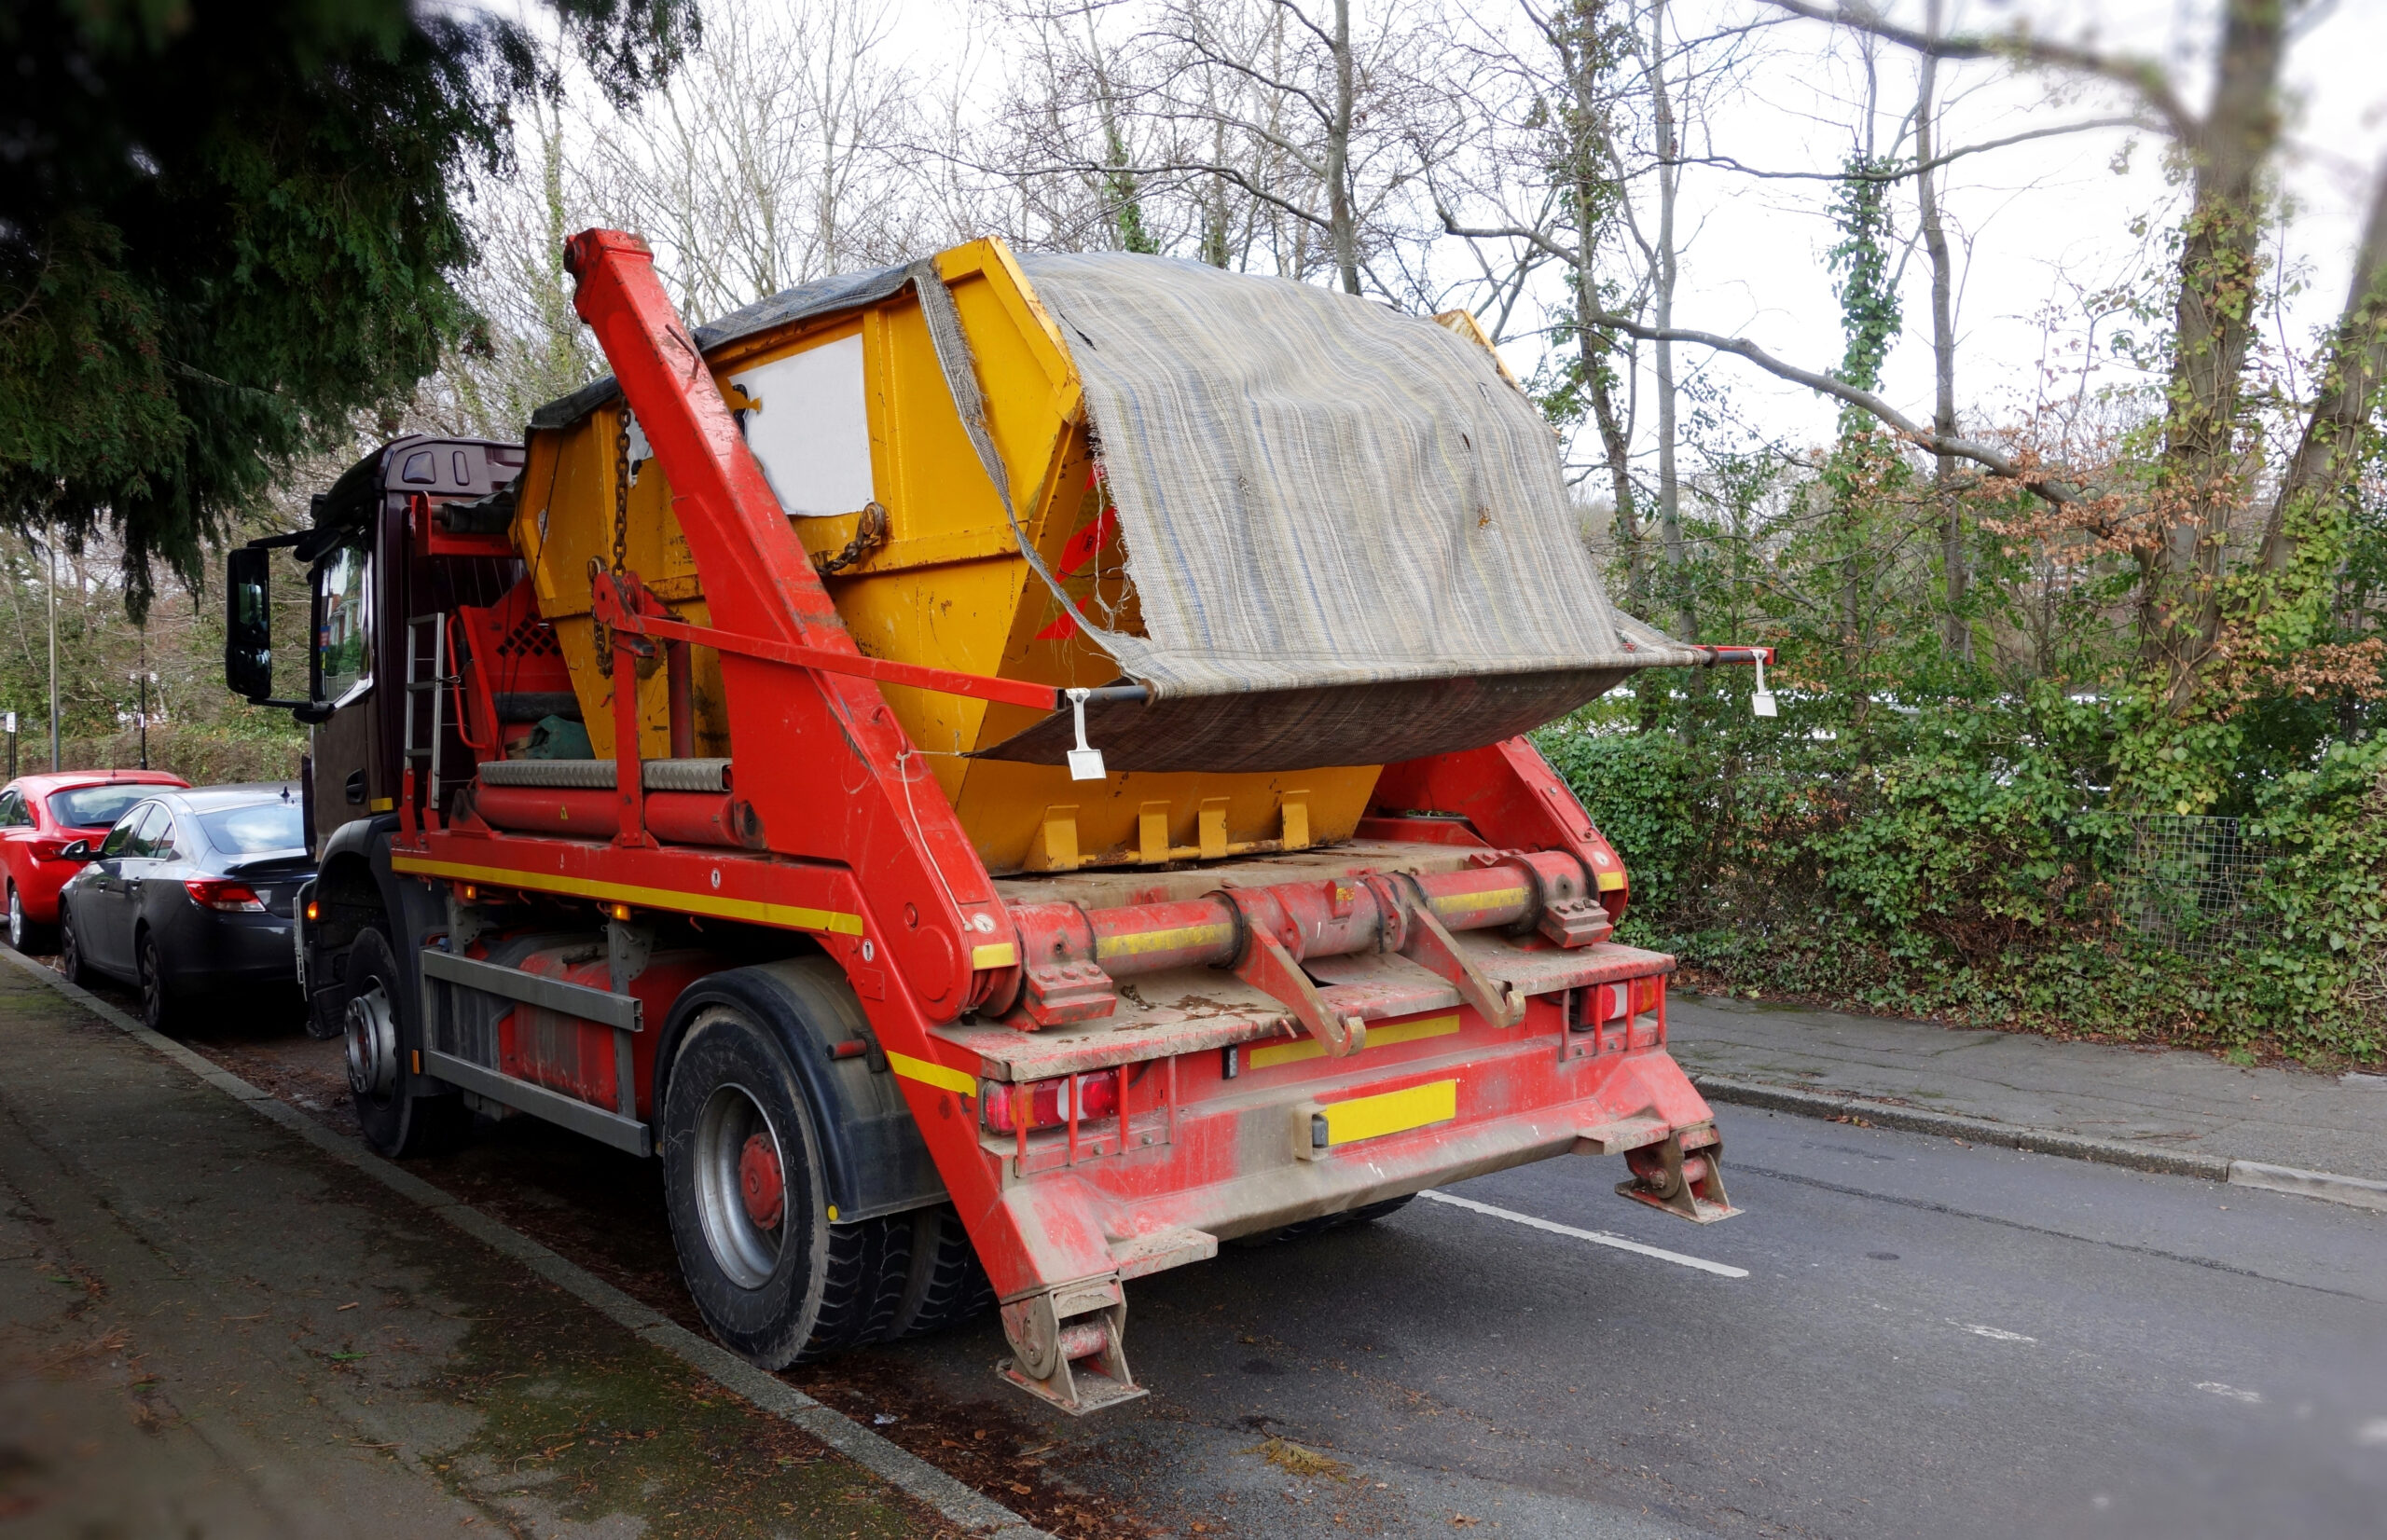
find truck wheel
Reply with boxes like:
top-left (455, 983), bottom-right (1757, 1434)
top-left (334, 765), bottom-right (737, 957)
top-left (661, 1002), bottom-right (907, 1368)
top-left (344, 928), bottom-right (469, 1159)
top-left (887, 1204), bottom-right (996, 1341)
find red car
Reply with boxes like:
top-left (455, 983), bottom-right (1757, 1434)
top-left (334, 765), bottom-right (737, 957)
top-left (0, 770), bottom-right (190, 951)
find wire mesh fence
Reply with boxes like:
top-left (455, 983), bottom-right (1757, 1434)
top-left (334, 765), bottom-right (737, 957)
top-left (2111, 815), bottom-right (2274, 962)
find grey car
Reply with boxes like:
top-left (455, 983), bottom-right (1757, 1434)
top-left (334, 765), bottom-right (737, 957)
top-left (58, 784), bottom-right (312, 1031)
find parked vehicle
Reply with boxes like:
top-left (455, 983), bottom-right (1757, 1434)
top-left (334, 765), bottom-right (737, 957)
top-left (57, 784), bottom-right (312, 1030)
top-left (0, 770), bottom-right (189, 951)
top-left (220, 229), bottom-right (1765, 1414)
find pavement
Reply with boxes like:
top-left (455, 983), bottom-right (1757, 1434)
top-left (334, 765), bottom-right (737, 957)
top-left (1666, 993), bottom-right (2387, 1196)
top-left (0, 958), bottom-right (966, 1539)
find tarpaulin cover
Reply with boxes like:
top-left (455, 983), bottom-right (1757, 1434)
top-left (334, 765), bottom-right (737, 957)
top-left (973, 252), bottom-right (1701, 770)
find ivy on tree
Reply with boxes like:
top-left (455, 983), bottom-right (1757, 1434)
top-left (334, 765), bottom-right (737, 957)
top-left (0, 0), bottom-right (697, 615)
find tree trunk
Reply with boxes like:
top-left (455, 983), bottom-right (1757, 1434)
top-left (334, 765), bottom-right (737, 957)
top-left (1916, 0), bottom-right (1966, 662)
top-left (1647, 0), bottom-right (1689, 634)
top-left (2255, 161), bottom-right (2387, 586)
top-left (2146, 0), bottom-right (2285, 706)
top-left (1327, 0), bottom-right (1359, 295)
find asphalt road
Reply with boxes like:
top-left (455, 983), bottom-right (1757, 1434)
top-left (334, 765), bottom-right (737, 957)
top-left (72, 964), bottom-right (2387, 1540)
top-left (963, 1109), bottom-right (2387, 1539)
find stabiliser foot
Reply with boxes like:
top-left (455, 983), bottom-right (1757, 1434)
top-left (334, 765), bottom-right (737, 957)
top-left (1616, 1125), bottom-right (1740, 1223)
top-left (997, 1276), bottom-right (1147, 1415)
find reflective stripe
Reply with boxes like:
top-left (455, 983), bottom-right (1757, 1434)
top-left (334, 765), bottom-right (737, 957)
top-left (971, 942), bottom-right (1018, 969)
top-left (887, 1050), bottom-right (975, 1097)
top-left (1316, 1079), bottom-right (1457, 1147)
top-left (1251, 1011), bottom-right (1459, 1069)
top-left (388, 854), bottom-right (864, 936)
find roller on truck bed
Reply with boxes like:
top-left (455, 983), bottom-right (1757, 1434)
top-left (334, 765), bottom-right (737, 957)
top-left (225, 229), bottom-right (1765, 1412)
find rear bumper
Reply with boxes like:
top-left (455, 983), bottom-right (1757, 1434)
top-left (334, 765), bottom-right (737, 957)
top-left (947, 956), bottom-right (1717, 1292)
top-left (157, 912), bottom-right (299, 990)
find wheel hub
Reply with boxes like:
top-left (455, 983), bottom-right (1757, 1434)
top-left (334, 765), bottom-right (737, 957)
top-left (692, 1083), bottom-right (786, 1289)
top-left (344, 983), bottom-right (398, 1099)
top-left (738, 1134), bottom-right (785, 1230)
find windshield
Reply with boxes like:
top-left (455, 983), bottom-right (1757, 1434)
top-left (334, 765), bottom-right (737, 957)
top-left (317, 543), bottom-right (371, 703)
top-left (49, 785), bottom-right (154, 830)
top-left (199, 802), bottom-right (307, 855)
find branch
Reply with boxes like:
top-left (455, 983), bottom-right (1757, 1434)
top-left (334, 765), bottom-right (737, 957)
top-left (1758, 0), bottom-right (2197, 140)
top-left (1440, 211), bottom-right (1580, 268)
top-left (1663, 116), bottom-right (2157, 183)
top-left (1585, 309), bottom-right (2083, 505)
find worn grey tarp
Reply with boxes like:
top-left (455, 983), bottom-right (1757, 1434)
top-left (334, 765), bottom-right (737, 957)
top-left (530, 248), bottom-right (1707, 774)
top-left (973, 253), bottom-right (1702, 770)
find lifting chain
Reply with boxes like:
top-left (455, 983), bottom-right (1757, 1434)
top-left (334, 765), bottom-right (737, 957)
top-left (595, 406), bottom-right (633, 658)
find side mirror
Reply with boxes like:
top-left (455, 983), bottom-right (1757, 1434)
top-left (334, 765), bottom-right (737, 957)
top-left (57, 839), bottom-right (94, 861)
top-left (226, 545), bottom-right (273, 701)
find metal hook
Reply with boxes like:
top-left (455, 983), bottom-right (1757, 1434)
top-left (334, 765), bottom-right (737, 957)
top-left (1066, 688), bottom-right (1107, 780)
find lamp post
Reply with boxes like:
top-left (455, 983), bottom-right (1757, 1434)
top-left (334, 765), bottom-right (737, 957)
top-left (126, 672), bottom-right (158, 770)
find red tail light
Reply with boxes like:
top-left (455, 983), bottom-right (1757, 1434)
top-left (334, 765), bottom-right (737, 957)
top-left (982, 1070), bottom-right (1119, 1134)
top-left (1578, 973), bottom-right (1664, 1030)
top-left (185, 879), bottom-right (266, 913)
top-left (28, 840), bottom-right (65, 861)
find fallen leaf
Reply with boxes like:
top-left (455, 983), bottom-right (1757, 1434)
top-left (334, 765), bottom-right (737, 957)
top-left (1250, 1437), bottom-right (1350, 1483)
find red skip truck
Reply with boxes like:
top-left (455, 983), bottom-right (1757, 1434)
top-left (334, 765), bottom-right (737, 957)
top-left (225, 229), bottom-right (1755, 1412)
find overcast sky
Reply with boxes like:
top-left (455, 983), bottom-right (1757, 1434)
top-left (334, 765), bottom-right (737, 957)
top-left (1606, 0), bottom-right (2387, 464)
top-left (876, 0), bottom-right (2387, 471)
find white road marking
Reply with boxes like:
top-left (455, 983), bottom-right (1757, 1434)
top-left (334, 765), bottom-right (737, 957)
top-left (1418, 1190), bottom-right (1749, 1278)
top-left (1959, 1323), bottom-right (2037, 1343)
top-left (2196, 1382), bottom-right (2264, 1404)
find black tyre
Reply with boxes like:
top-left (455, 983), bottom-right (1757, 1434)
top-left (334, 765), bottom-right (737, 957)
top-left (1349, 1193), bottom-right (1416, 1225)
top-left (661, 1001), bottom-right (908, 1368)
top-left (57, 900), bottom-right (91, 986)
top-left (7, 882), bottom-right (51, 954)
top-left (343, 928), bottom-right (469, 1159)
top-left (887, 1203), bottom-right (996, 1341)
top-left (135, 928), bottom-right (177, 1033)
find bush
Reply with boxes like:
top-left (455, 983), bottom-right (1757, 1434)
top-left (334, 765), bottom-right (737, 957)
top-left (1538, 697), bottom-right (2385, 1066)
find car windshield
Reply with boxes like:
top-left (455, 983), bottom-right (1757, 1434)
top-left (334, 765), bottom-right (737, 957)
top-left (198, 802), bottom-right (306, 855)
top-left (49, 785), bottom-right (154, 830)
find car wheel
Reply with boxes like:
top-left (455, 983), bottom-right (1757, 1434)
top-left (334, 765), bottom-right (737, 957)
top-left (661, 1000), bottom-right (906, 1368)
top-left (137, 929), bottom-right (176, 1033)
top-left (343, 928), bottom-right (470, 1159)
top-left (6, 882), bottom-right (22, 951)
top-left (57, 901), bottom-right (91, 986)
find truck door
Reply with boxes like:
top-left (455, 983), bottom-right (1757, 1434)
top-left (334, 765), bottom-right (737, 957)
top-left (310, 543), bottom-right (379, 846)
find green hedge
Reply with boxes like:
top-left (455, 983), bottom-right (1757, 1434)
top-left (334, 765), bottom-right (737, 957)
top-left (1538, 708), bottom-right (2387, 1065)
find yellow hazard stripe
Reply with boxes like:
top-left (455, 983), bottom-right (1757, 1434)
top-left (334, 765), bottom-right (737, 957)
top-left (887, 1050), bottom-right (976, 1097)
top-left (1097, 923), bottom-right (1235, 960)
top-left (1316, 1079), bottom-right (1457, 1147)
top-left (388, 854), bottom-right (864, 936)
top-left (1250, 1011), bottom-right (1459, 1070)
top-left (971, 942), bottom-right (1018, 970)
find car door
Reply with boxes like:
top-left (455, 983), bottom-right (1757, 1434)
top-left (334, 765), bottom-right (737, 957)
top-left (126, 804), bottom-right (186, 952)
top-left (78, 803), bottom-right (162, 975)
top-left (0, 789), bottom-right (31, 899)
top-left (75, 797), bottom-right (151, 969)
